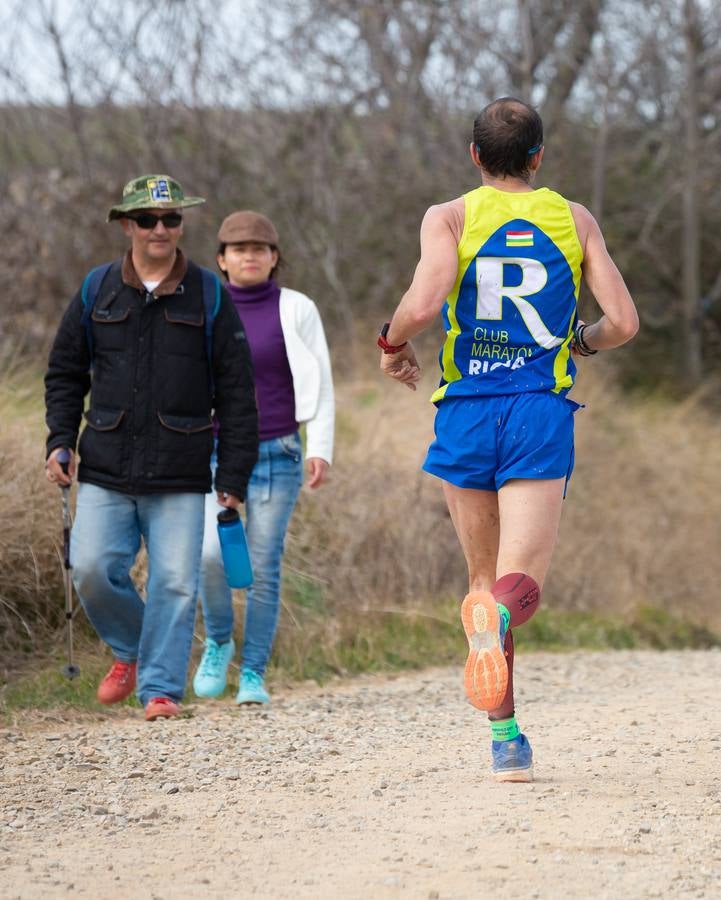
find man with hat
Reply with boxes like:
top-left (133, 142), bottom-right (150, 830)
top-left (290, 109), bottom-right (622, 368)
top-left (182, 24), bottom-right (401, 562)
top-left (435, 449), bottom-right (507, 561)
top-left (44, 174), bottom-right (258, 720)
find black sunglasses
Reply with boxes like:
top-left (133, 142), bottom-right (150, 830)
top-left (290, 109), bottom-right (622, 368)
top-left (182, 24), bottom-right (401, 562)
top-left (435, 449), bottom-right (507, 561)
top-left (126, 211), bottom-right (183, 229)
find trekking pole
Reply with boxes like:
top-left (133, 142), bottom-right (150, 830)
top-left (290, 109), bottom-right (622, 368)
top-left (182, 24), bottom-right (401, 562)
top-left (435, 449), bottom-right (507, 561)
top-left (57, 449), bottom-right (80, 680)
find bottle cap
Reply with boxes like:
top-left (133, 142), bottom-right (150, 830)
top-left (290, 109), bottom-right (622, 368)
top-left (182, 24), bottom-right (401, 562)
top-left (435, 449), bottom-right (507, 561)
top-left (217, 508), bottom-right (240, 524)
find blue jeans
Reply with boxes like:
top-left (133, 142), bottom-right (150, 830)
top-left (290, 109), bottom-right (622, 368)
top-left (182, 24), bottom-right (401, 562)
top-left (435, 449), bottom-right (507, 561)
top-left (71, 483), bottom-right (205, 706)
top-left (199, 433), bottom-right (303, 675)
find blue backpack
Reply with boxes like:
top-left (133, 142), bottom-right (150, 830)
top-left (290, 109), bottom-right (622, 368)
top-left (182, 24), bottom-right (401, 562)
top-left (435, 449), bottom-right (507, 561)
top-left (79, 262), bottom-right (222, 392)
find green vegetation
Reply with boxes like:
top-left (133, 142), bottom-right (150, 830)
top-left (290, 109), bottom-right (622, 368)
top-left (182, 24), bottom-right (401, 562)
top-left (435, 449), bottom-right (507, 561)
top-left (515, 606), bottom-right (721, 652)
top-left (3, 604), bottom-right (718, 718)
top-left (3, 364), bottom-right (721, 716)
top-left (2, 655), bottom-right (142, 715)
top-left (269, 604), bottom-right (464, 684)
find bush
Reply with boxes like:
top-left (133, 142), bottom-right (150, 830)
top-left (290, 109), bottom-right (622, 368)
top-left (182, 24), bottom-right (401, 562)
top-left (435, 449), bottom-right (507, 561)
top-left (3, 356), bottom-right (721, 677)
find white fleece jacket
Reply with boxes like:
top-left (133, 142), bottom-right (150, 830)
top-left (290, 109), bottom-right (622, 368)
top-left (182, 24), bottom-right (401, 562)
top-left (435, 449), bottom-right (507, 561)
top-left (279, 288), bottom-right (335, 464)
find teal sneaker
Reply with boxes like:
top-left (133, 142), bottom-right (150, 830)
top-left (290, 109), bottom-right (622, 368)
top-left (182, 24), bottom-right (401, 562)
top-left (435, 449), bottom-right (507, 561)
top-left (491, 733), bottom-right (533, 783)
top-left (192, 637), bottom-right (235, 697)
top-left (235, 668), bottom-right (270, 705)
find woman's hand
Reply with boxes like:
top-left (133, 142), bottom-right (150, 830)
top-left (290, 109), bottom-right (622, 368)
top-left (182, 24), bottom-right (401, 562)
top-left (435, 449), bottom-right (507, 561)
top-left (216, 491), bottom-right (242, 509)
top-left (306, 457), bottom-right (329, 489)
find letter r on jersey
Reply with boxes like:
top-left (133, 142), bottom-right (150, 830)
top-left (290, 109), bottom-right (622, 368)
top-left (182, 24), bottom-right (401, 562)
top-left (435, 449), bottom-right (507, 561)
top-left (475, 257), bottom-right (562, 349)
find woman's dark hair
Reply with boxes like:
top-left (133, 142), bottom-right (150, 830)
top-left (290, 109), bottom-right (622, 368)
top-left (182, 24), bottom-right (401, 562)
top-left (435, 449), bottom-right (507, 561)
top-left (472, 97), bottom-right (544, 180)
top-left (216, 243), bottom-right (283, 282)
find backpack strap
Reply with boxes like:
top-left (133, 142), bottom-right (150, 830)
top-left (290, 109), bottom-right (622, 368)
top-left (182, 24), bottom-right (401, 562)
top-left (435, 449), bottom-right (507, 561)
top-left (199, 266), bottom-right (222, 398)
top-left (80, 262), bottom-right (114, 365)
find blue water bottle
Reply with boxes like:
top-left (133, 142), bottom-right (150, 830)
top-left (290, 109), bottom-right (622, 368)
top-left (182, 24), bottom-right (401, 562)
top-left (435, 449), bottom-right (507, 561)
top-left (217, 509), bottom-right (254, 589)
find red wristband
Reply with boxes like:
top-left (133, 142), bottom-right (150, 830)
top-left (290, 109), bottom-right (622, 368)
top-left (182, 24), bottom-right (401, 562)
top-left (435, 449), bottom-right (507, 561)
top-left (378, 322), bottom-right (407, 354)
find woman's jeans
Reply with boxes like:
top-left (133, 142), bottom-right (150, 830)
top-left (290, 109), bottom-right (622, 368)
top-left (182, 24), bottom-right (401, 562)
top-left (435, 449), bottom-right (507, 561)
top-left (70, 483), bottom-right (205, 706)
top-left (199, 433), bottom-right (303, 675)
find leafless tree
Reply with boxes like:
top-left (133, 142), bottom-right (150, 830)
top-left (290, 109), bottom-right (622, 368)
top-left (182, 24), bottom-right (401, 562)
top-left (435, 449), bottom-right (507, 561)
top-left (682, 0), bottom-right (703, 385)
top-left (0, 0), bottom-right (720, 390)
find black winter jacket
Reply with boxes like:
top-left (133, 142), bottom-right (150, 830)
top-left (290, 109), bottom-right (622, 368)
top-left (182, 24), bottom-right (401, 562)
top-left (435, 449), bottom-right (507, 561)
top-left (45, 252), bottom-right (258, 498)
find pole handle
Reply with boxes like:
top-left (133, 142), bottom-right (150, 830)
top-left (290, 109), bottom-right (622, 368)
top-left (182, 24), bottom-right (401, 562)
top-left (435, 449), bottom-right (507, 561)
top-left (57, 448), bottom-right (71, 477)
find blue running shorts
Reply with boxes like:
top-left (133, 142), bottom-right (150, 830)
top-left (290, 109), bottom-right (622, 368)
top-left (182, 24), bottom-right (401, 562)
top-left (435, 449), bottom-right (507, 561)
top-left (423, 392), bottom-right (582, 492)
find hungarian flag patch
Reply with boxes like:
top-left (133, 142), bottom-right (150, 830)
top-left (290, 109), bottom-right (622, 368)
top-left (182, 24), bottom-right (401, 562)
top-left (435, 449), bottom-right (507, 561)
top-left (506, 230), bottom-right (534, 248)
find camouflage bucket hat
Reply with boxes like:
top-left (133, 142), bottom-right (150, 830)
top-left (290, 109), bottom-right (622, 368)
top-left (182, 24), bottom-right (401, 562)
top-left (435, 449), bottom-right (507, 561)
top-left (107, 174), bottom-right (205, 222)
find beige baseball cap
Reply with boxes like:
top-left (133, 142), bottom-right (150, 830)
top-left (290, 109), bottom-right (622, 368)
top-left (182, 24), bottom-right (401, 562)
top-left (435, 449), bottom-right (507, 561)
top-left (217, 211), bottom-right (279, 246)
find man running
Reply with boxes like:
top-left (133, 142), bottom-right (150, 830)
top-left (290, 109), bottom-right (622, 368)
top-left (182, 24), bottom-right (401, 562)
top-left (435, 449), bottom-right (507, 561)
top-left (378, 98), bottom-right (638, 781)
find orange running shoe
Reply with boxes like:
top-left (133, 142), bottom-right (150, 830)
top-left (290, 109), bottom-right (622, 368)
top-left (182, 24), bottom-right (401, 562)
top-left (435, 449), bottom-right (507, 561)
top-left (145, 697), bottom-right (181, 721)
top-left (96, 660), bottom-right (137, 704)
top-left (461, 591), bottom-right (508, 711)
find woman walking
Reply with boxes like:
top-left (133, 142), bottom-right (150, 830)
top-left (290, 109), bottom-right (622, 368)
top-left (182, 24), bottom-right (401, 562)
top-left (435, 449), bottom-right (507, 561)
top-left (194, 211), bottom-right (334, 704)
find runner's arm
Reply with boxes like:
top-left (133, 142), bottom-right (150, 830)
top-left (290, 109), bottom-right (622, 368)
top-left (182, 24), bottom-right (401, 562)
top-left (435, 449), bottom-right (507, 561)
top-left (385, 204), bottom-right (460, 347)
top-left (572, 204), bottom-right (639, 350)
top-left (380, 204), bottom-right (460, 391)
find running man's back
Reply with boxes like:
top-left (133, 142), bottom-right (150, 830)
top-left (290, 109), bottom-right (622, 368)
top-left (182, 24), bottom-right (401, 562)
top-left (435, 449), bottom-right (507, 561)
top-left (433, 185), bottom-right (582, 403)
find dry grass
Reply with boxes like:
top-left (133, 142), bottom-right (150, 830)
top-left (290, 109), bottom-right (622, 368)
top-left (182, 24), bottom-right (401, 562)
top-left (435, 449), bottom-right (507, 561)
top-left (281, 356), bottom-right (721, 643)
top-left (2, 355), bottom-right (721, 684)
top-left (558, 364), bottom-right (721, 629)
top-left (0, 362), bottom-right (65, 656)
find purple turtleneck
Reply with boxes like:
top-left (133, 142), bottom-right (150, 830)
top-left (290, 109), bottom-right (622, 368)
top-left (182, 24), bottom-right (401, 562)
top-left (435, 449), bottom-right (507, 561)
top-left (226, 279), bottom-right (297, 442)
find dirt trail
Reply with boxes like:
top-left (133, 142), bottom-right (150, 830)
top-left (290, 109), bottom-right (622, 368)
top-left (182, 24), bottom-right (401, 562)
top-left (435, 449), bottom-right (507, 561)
top-left (2, 650), bottom-right (721, 899)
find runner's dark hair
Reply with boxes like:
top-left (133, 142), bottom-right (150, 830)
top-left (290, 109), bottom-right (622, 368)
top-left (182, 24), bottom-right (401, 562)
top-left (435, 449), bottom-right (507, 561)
top-left (473, 97), bottom-right (544, 181)
top-left (217, 243), bottom-right (283, 281)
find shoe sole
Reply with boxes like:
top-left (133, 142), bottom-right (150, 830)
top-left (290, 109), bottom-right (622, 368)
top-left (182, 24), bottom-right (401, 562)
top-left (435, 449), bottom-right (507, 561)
top-left (193, 682), bottom-right (226, 699)
top-left (145, 707), bottom-right (180, 721)
top-left (461, 591), bottom-right (508, 711)
top-left (97, 683), bottom-right (136, 705)
top-left (97, 691), bottom-right (135, 705)
top-left (492, 765), bottom-right (534, 783)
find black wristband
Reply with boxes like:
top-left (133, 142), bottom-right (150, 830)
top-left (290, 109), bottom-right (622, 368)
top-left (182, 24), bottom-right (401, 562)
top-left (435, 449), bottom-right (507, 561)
top-left (574, 323), bottom-right (597, 356)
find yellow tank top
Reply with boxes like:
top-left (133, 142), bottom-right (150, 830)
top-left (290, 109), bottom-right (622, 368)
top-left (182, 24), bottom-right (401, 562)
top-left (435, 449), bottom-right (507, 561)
top-left (432, 185), bottom-right (583, 403)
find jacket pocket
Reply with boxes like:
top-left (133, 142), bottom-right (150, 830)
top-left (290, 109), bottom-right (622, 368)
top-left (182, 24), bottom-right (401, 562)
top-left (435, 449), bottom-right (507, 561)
top-left (78, 406), bottom-right (126, 476)
top-left (163, 304), bottom-right (206, 359)
top-left (155, 412), bottom-right (214, 478)
top-left (157, 413), bottom-right (213, 434)
top-left (91, 306), bottom-right (130, 352)
top-left (84, 407), bottom-right (125, 431)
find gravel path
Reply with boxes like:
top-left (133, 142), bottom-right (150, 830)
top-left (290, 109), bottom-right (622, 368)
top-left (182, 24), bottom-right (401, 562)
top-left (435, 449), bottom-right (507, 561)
top-left (2, 650), bottom-right (721, 899)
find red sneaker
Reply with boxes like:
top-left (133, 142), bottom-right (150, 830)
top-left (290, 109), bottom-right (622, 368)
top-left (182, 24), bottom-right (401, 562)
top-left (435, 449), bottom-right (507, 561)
top-left (145, 697), bottom-right (181, 721)
top-left (96, 660), bottom-right (137, 704)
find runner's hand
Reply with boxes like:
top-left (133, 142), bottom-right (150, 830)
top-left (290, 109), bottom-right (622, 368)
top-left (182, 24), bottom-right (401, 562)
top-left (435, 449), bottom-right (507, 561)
top-left (45, 448), bottom-right (75, 486)
top-left (380, 342), bottom-right (421, 391)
